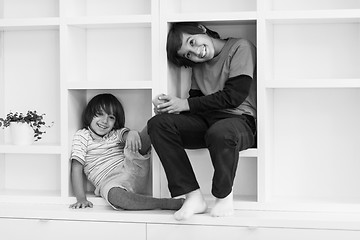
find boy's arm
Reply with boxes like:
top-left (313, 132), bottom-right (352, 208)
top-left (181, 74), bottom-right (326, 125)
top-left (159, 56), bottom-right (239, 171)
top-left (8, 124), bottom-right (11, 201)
top-left (139, 126), bottom-right (151, 155)
top-left (69, 160), bottom-right (93, 209)
top-left (187, 74), bottom-right (252, 113)
top-left (123, 126), bottom-right (151, 155)
top-left (155, 75), bottom-right (251, 114)
top-left (124, 129), bottom-right (141, 153)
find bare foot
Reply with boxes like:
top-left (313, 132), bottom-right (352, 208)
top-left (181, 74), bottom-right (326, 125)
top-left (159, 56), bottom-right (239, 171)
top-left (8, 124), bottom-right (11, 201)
top-left (174, 189), bottom-right (207, 221)
top-left (210, 191), bottom-right (234, 217)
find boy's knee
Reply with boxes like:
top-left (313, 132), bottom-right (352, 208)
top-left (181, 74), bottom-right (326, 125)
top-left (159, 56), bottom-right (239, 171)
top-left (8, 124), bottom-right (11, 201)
top-left (206, 123), bottom-right (232, 139)
top-left (108, 187), bottom-right (121, 202)
top-left (205, 123), bottom-right (237, 148)
top-left (147, 115), bottom-right (159, 132)
top-left (147, 114), bottom-right (172, 133)
top-left (108, 187), bottom-right (130, 210)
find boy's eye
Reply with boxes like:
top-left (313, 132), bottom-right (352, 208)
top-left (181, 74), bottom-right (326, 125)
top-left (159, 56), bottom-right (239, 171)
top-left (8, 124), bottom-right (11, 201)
top-left (95, 111), bottom-right (104, 117)
top-left (189, 39), bottom-right (194, 46)
top-left (109, 115), bottom-right (116, 121)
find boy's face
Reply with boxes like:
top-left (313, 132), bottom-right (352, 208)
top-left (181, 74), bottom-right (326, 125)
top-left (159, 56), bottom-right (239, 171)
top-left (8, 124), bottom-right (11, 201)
top-left (177, 32), bottom-right (215, 63)
top-left (90, 109), bottom-right (116, 136)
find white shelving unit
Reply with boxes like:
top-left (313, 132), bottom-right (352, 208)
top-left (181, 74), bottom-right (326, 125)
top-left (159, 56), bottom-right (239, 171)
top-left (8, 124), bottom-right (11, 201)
top-left (0, 0), bottom-right (61, 203)
top-left (260, 0), bottom-right (360, 212)
top-left (1, 0), bottom-right (360, 238)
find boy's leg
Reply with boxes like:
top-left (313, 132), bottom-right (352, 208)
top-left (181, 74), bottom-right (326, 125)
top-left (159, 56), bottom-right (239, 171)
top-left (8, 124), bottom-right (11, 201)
top-left (147, 113), bottom-right (208, 197)
top-left (108, 187), bottom-right (184, 210)
top-left (205, 115), bottom-right (255, 217)
top-left (147, 113), bottom-right (209, 220)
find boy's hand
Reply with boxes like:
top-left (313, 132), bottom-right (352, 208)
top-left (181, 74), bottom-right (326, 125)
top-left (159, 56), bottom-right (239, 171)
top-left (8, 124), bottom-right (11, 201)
top-left (69, 200), bottom-right (93, 209)
top-left (125, 130), bottom-right (141, 152)
top-left (152, 93), bottom-right (167, 115)
top-left (156, 95), bottom-right (189, 114)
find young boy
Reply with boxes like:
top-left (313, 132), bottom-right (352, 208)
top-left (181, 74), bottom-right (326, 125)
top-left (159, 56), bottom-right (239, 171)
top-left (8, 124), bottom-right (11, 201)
top-left (148, 22), bottom-right (257, 220)
top-left (70, 93), bottom-right (184, 211)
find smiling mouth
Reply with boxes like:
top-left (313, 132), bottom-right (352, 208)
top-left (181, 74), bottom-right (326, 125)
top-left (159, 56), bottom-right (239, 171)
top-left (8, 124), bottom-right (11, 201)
top-left (200, 45), bottom-right (206, 58)
top-left (97, 123), bottom-right (108, 129)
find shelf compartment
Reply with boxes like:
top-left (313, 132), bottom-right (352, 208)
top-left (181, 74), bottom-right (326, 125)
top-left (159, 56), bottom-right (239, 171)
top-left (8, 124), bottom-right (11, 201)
top-left (66, 25), bottom-right (152, 84)
top-left (67, 89), bottom-right (153, 198)
top-left (266, 88), bottom-right (360, 205)
top-left (0, 153), bottom-right (61, 198)
top-left (1, 29), bottom-right (60, 145)
top-left (270, 0), bottom-right (360, 11)
top-left (64, 0), bottom-right (151, 17)
top-left (159, 20), bottom-right (258, 205)
top-left (267, 21), bottom-right (360, 81)
top-left (0, 0), bottom-right (59, 19)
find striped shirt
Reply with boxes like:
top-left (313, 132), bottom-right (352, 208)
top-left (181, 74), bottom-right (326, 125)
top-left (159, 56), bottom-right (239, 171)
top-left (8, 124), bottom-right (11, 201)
top-left (70, 127), bottom-right (129, 188)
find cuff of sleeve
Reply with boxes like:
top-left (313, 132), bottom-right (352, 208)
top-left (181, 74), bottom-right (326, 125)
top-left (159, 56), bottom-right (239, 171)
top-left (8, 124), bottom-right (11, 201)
top-left (71, 156), bottom-right (85, 165)
top-left (119, 127), bottom-right (130, 140)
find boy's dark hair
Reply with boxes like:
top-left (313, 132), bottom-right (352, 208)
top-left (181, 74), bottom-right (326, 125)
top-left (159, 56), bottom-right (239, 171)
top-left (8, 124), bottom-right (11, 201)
top-left (82, 93), bottom-right (125, 130)
top-left (166, 22), bottom-right (220, 68)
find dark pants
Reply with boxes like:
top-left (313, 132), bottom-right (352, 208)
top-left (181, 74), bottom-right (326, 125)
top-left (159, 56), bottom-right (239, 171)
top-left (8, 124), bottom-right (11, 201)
top-left (147, 111), bottom-right (256, 199)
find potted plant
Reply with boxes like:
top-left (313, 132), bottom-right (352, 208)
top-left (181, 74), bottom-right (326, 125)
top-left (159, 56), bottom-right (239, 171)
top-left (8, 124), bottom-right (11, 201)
top-left (0, 110), bottom-right (53, 145)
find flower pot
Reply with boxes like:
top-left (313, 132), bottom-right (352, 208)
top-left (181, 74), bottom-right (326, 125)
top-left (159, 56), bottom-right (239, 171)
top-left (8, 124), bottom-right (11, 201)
top-left (9, 122), bottom-right (35, 145)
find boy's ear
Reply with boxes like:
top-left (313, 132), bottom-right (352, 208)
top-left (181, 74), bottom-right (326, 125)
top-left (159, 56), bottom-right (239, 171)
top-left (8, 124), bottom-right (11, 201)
top-left (198, 24), bottom-right (207, 33)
